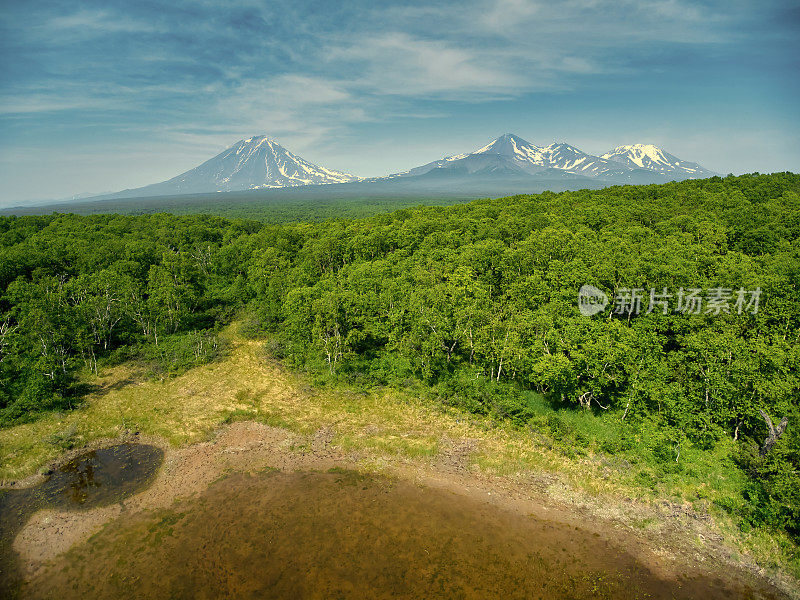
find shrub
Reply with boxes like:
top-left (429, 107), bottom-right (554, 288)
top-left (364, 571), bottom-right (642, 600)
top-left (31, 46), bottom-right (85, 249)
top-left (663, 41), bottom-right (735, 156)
top-left (140, 330), bottom-right (226, 377)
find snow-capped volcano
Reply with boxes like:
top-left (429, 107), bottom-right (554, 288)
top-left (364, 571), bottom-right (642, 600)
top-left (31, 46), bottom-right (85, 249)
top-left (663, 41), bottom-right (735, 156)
top-left (471, 133), bottom-right (546, 163)
top-left (98, 136), bottom-right (358, 199)
top-left (161, 136), bottom-right (358, 192)
top-left (192, 136), bottom-right (358, 190)
top-left (387, 134), bottom-right (715, 184)
top-left (601, 144), bottom-right (715, 177)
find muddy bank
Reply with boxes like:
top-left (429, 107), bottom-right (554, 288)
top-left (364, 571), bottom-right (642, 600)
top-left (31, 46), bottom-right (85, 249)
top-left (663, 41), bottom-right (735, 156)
top-left (1, 422), bottom-right (795, 599)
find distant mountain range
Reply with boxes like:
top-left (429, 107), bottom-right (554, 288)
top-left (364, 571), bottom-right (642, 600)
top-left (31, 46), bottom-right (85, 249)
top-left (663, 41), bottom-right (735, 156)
top-left (380, 134), bottom-right (715, 185)
top-left (89, 133), bottom-right (718, 201)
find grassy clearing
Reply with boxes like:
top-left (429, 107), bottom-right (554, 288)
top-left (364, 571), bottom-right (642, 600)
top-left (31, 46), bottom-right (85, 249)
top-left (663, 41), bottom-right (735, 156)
top-left (0, 324), bottom-right (797, 582)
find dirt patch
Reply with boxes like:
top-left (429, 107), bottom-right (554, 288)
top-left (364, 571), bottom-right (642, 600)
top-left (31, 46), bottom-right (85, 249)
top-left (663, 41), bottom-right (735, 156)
top-left (435, 437), bottom-right (478, 475)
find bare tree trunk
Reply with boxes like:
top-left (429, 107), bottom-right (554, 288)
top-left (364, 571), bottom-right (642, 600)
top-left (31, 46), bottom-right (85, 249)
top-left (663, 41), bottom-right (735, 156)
top-left (468, 328), bottom-right (474, 365)
top-left (578, 390), bottom-right (609, 411)
top-left (759, 409), bottom-right (788, 456)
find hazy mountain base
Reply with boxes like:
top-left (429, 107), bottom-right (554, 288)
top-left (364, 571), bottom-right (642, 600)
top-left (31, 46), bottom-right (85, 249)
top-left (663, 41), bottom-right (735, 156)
top-left (0, 172), bottom-right (610, 221)
top-left (0, 328), bottom-right (796, 598)
top-left (0, 193), bottom-right (477, 223)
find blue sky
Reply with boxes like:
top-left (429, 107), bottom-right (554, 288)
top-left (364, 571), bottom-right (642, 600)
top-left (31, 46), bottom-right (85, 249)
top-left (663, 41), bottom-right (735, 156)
top-left (0, 0), bottom-right (798, 205)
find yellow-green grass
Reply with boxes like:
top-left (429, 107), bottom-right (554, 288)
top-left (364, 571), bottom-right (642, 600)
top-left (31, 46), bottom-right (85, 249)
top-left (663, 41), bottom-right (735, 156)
top-left (0, 332), bottom-right (651, 500)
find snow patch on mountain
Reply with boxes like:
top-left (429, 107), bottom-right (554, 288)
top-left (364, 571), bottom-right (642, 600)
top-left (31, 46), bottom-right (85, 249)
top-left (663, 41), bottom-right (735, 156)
top-left (601, 144), bottom-right (715, 176)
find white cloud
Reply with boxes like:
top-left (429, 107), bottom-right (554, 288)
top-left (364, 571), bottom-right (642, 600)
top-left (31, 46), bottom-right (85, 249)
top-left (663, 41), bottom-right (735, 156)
top-left (0, 96), bottom-right (112, 114)
top-left (215, 74), bottom-right (372, 142)
top-left (385, 0), bottom-right (731, 47)
top-left (479, 0), bottom-right (542, 33)
top-left (41, 8), bottom-right (167, 36)
top-left (135, 74), bottom-right (381, 160)
top-left (326, 33), bottom-right (530, 99)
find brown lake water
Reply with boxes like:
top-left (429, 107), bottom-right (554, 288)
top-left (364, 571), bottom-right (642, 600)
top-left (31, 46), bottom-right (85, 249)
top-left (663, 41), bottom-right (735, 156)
top-left (5, 465), bottom-right (785, 599)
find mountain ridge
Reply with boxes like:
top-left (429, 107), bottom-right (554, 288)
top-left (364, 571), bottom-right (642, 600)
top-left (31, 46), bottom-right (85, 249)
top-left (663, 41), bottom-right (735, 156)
top-left (88, 133), bottom-right (718, 201)
top-left (379, 133), bottom-right (716, 184)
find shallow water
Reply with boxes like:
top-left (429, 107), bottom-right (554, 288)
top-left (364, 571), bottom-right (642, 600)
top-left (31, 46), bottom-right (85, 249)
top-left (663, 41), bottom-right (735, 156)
top-left (0, 443), bottom-right (164, 595)
top-left (13, 468), bottom-right (785, 599)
